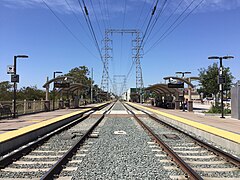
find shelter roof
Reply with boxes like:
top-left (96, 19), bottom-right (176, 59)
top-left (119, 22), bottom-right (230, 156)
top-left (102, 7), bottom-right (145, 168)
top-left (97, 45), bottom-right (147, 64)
top-left (146, 83), bottom-right (180, 95)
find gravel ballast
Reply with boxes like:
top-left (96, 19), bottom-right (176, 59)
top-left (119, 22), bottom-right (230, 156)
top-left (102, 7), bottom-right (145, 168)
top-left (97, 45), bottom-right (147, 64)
top-left (71, 115), bottom-right (185, 179)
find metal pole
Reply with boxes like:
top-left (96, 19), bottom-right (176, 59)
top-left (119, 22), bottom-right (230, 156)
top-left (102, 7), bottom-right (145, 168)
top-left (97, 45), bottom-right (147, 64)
top-left (13, 56), bottom-right (17, 118)
top-left (53, 74), bottom-right (55, 111)
top-left (219, 58), bottom-right (224, 118)
top-left (91, 68), bottom-right (93, 103)
top-left (182, 72), bottom-right (185, 111)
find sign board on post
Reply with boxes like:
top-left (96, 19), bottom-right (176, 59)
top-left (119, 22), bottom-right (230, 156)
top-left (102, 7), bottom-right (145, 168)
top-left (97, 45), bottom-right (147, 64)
top-left (168, 83), bottom-right (184, 88)
top-left (218, 75), bottom-right (226, 84)
top-left (11, 74), bottom-right (19, 83)
top-left (54, 82), bottom-right (70, 88)
top-left (7, 65), bottom-right (14, 74)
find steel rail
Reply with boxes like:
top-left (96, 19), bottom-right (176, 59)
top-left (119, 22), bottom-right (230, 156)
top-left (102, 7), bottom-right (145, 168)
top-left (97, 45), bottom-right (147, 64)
top-left (127, 103), bottom-right (240, 167)
top-left (0, 103), bottom-right (110, 168)
top-left (122, 102), bottom-right (202, 180)
top-left (41, 102), bottom-right (115, 179)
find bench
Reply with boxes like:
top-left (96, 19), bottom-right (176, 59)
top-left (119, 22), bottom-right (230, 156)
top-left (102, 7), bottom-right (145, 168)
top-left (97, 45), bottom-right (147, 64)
top-left (0, 105), bottom-right (12, 118)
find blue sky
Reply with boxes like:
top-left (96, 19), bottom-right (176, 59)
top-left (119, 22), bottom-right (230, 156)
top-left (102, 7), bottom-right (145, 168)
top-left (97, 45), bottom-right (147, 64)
top-left (0, 0), bottom-right (240, 95)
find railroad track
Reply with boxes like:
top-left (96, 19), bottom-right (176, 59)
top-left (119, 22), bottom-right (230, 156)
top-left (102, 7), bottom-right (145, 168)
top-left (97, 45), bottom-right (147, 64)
top-left (0, 102), bottom-right (114, 179)
top-left (123, 102), bottom-right (240, 180)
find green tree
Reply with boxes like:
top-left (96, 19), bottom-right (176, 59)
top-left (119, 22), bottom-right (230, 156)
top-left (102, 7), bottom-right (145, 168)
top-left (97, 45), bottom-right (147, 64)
top-left (0, 81), bottom-right (13, 101)
top-left (64, 66), bottom-right (93, 100)
top-left (18, 86), bottom-right (45, 100)
top-left (65, 66), bottom-right (92, 86)
top-left (198, 62), bottom-right (234, 104)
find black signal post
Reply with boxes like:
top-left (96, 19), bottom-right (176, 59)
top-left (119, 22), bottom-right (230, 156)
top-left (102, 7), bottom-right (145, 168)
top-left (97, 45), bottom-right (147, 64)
top-left (13, 55), bottom-right (29, 118)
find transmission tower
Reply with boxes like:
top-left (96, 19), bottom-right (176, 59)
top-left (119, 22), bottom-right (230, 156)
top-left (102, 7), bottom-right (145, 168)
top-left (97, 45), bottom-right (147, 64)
top-left (101, 30), bottom-right (112, 92)
top-left (132, 31), bottom-right (144, 102)
top-left (101, 29), bottom-right (144, 102)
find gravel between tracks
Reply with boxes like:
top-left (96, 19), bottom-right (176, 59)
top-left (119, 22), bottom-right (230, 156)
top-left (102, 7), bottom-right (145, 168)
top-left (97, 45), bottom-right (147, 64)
top-left (71, 117), bottom-right (185, 179)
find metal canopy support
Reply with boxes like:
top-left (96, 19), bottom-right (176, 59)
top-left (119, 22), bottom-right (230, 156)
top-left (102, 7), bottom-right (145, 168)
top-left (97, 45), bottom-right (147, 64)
top-left (101, 29), bottom-right (144, 102)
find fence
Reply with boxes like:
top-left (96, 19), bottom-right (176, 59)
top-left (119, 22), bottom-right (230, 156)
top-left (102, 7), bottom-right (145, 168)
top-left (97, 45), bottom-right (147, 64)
top-left (0, 98), bottom-right (91, 119)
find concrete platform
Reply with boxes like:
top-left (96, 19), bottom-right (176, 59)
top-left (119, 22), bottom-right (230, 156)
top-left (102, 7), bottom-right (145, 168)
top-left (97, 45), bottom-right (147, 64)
top-left (0, 109), bottom-right (85, 134)
top-left (0, 102), bottom-right (108, 155)
top-left (127, 102), bottom-right (240, 155)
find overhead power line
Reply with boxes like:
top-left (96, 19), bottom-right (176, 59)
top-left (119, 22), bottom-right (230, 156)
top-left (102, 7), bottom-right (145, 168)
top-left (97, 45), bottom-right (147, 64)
top-left (143, 0), bottom-right (168, 47)
top-left (78, 0), bottom-right (113, 87)
top-left (64, 0), bottom-right (94, 45)
top-left (89, 0), bottom-right (104, 40)
top-left (41, 0), bottom-right (97, 58)
top-left (146, 0), bottom-right (185, 46)
top-left (145, 0), bottom-right (205, 54)
top-left (125, 0), bottom-right (160, 82)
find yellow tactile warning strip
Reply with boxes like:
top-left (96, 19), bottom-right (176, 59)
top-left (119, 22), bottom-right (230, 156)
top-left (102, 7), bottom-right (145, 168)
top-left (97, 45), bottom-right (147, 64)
top-left (0, 109), bottom-right (90, 143)
top-left (0, 102), bottom-right (108, 143)
top-left (127, 102), bottom-right (240, 144)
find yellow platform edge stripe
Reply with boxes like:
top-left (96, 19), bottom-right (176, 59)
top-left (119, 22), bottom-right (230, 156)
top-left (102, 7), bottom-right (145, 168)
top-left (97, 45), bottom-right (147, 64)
top-left (0, 102), bottom-right (108, 143)
top-left (127, 102), bottom-right (240, 144)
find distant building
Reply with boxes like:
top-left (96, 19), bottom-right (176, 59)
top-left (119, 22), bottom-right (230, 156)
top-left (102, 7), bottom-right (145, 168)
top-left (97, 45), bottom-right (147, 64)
top-left (121, 88), bottom-right (139, 102)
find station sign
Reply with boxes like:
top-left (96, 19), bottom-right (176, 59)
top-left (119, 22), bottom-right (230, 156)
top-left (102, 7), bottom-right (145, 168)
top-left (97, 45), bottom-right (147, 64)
top-left (11, 74), bottom-right (19, 83)
top-left (168, 82), bottom-right (184, 88)
top-left (7, 65), bottom-right (14, 74)
top-left (54, 82), bottom-right (70, 88)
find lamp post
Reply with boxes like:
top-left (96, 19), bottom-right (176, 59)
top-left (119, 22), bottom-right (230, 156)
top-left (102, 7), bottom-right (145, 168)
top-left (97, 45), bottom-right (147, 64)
top-left (13, 55), bottom-right (29, 118)
top-left (53, 71), bottom-right (62, 111)
top-left (176, 71), bottom-right (191, 111)
top-left (208, 56), bottom-right (234, 118)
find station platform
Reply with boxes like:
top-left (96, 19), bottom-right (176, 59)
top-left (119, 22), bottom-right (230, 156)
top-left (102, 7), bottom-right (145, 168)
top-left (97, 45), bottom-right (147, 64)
top-left (0, 109), bottom-right (86, 134)
top-left (0, 103), bottom-right (108, 155)
top-left (127, 102), bottom-right (240, 155)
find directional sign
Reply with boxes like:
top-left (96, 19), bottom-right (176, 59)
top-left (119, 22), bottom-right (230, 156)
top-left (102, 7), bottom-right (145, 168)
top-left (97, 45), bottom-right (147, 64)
top-left (11, 74), bottom-right (19, 83)
top-left (168, 83), bottom-right (184, 88)
top-left (54, 82), bottom-right (70, 88)
top-left (7, 65), bottom-right (14, 74)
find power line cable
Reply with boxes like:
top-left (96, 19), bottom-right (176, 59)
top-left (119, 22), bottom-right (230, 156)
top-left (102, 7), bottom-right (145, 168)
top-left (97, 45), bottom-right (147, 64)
top-left (64, 0), bottom-right (94, 45)
top-left (41, 0), bottom-right (97, 58)
top-left (98, 0), bottom-right (107, 29)
top-left (79, 0), bottom-right (113, 87)
top-left (77, 0), bottom-right (97, 49)
top-left (89, 0), bottom-right (104, 40)
top-left (146, 0), bottom-right (204, 54)
top-left (146, 0), bottom-right (185, 46)
top-left (125, 0), bottom-right (160, 82)
top-left (140, 0), bottom-right (156, 33)
top-left (102, 0), bottom-right (111, 28)
top-left (143, 0), bottom-right (168, 47)
top-left (120, 0), bottom-right (127, 75)
top-left (135, 0), bottom-right (147, 28)
top-left (159, 0), bottom-right (205, 44)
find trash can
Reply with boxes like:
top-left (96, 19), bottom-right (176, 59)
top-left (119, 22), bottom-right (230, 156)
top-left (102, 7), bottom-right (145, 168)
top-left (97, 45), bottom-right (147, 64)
top-left (59, 100), bottom-right (64, 109)
top-left (175, 100), bottom-right (181, 110)
top-left (44, 100), bottom-right (50, 112)
top-left (187, 100), bottom-right (193, 112)
top-left (65, 100), bottom-right (70, 108)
